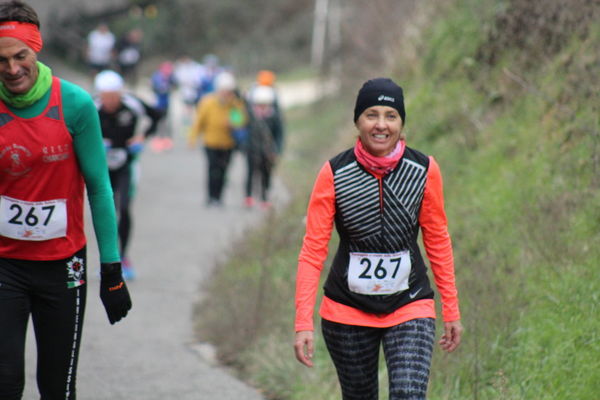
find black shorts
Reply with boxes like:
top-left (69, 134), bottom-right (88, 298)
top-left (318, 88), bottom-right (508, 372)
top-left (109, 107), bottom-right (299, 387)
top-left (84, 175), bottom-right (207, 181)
top-left (0, 247), bottom-right (87, 400)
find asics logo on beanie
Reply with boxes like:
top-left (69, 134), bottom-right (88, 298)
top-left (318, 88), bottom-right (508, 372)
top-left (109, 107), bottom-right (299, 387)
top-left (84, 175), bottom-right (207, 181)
top-left (377, 95), bottom-right (395, 103)
top-left (354, 78), bottom-right (406, 123)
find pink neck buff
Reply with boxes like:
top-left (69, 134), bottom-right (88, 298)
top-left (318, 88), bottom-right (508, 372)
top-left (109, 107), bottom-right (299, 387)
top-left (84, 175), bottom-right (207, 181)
top-left (0, 21), bottom-right (43, 52)
top-left (354, 138), bottom-right (405, 176)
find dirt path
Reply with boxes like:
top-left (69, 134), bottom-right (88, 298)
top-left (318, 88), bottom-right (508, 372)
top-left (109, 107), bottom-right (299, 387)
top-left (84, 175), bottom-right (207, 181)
top-left (21, 65), bottom-right (317, 399)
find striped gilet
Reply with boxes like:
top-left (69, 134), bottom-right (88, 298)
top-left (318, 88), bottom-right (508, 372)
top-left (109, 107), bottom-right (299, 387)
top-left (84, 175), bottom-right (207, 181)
top-left (323, 146), bottom-right (435, 314)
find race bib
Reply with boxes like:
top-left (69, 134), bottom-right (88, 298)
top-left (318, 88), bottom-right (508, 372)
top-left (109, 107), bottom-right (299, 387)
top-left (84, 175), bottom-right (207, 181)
top-left (347, 250), bottom-right (411, 295)
top-left (106, 148), bottom-right (128, 170)
top-left (0, 196), bottom-right (67, 241)
top-left (119, 47), bottom-right (140, 65)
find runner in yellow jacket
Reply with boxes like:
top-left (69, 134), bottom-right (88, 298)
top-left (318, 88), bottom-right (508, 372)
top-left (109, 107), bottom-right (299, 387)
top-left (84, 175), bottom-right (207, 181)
top-left (188, 71), bottom-right (246, 206)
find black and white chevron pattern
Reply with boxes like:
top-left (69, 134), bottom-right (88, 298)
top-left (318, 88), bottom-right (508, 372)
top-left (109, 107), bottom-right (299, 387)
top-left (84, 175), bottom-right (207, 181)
top-left (334, 159), bottom-right (427, 253)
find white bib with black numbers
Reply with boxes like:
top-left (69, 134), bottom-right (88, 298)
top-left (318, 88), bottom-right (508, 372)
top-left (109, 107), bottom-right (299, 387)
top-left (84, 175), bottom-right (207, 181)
top-left (0, 195), bottom-right (67, 241)
top-left (106, 148), bottom-right (128, 170)
top-left (347, 250), bottom-right (411, 295)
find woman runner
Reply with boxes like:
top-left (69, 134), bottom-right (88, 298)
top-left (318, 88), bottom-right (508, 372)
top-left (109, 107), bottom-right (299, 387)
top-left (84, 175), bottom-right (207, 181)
top-left (294, 77), bottom-right (463, 399)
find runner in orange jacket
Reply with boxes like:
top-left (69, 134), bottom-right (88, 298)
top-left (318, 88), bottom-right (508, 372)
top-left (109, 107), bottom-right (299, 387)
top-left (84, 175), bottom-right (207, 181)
top-left (294, 77), bottom-right (463, 399)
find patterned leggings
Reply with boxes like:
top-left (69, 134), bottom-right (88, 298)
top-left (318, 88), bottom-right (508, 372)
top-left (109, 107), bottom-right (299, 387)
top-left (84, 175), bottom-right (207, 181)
top-left (321, 318), bottom-right (436, 400)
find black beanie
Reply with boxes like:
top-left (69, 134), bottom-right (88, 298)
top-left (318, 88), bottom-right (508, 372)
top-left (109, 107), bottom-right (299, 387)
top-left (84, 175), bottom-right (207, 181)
top-left (353, 78), bottom-right (405, 123)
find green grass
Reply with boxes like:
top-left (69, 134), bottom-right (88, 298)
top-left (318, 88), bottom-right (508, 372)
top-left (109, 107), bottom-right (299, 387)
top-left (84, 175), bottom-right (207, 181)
top-left (277, 67), bottom-right (320, 83)
top-left (194, 0), bottom-right (600, 398)
top-left (412, 3), bottom-right (600, 397)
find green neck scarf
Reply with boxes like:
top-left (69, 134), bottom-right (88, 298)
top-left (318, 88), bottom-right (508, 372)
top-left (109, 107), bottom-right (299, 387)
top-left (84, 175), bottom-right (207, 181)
top-left (0, 61), bottom-right (53, 108)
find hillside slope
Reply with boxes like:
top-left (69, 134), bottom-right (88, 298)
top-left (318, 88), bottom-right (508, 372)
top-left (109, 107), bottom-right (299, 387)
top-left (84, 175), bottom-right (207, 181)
top-left (404, 0), bottom-right (600, 398)
top-left (195, 0), bottom-right (600, 398)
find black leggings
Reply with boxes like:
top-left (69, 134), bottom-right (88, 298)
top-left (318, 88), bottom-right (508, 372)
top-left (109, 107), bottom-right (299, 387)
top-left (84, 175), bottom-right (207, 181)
top-left (245, 151), bottom-right (273, 201)
top-left (321, 318), bottom-right (436, 400)
top-left (109, 166), bottom-right (132, 257)
top-left (204, 147), bottom-right (233, 203)
top-left (0, 248), bottom-right (87, 400)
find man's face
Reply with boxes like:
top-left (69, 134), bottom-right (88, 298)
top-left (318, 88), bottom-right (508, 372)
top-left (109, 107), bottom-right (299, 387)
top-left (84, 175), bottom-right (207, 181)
top-left (0, 37), bottom-right (38, 94)
top-left (99, 91), bottom-right (122, 113)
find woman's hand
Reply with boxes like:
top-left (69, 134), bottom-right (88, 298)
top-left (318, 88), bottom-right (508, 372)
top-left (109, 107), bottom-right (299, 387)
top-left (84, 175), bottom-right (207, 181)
top-left (294, 330), bottom-right (314, 367)
top-left (439, 320), bottom-right (463, 353)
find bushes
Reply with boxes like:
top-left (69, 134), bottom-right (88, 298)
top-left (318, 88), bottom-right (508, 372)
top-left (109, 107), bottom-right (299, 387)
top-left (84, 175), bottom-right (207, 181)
top-left (477, 0), bottom-right (600, 67)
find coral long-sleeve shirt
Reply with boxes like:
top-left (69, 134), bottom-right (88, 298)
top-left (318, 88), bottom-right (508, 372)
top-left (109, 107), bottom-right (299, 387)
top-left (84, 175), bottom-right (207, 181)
top-left (295, 155), bottom-right (460, 332)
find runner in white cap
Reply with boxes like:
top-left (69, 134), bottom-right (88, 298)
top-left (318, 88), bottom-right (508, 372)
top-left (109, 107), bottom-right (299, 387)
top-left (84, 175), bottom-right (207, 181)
top-left (94, 69), bottom-right (162, 279)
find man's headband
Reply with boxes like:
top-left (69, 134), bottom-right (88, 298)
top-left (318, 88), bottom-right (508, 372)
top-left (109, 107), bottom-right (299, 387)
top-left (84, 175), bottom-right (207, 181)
top-left (0, 21), bottom-right (43, 52)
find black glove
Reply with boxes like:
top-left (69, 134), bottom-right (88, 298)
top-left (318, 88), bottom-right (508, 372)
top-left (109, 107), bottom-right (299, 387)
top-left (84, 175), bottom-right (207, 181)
top-left (100, 262), bottom-right (132, 324)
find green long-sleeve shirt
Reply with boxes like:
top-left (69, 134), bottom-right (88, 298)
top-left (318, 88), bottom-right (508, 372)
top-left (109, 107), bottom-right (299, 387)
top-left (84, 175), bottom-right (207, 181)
top-left (8, 78), bottom-right (120, 263)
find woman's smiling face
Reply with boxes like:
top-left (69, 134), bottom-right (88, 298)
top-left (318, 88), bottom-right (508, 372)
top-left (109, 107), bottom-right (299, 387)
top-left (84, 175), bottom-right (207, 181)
top-left (356, 105), bottom-right (403, 157)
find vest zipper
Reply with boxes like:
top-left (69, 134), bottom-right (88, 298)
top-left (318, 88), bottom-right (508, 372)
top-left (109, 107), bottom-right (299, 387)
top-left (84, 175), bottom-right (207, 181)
top-left (378, 176), bottom-right (384, 213)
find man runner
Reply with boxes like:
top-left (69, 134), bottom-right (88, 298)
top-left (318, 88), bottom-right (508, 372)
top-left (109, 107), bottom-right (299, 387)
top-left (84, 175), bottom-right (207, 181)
top-left (0, 2), bottom-right (132, 398)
